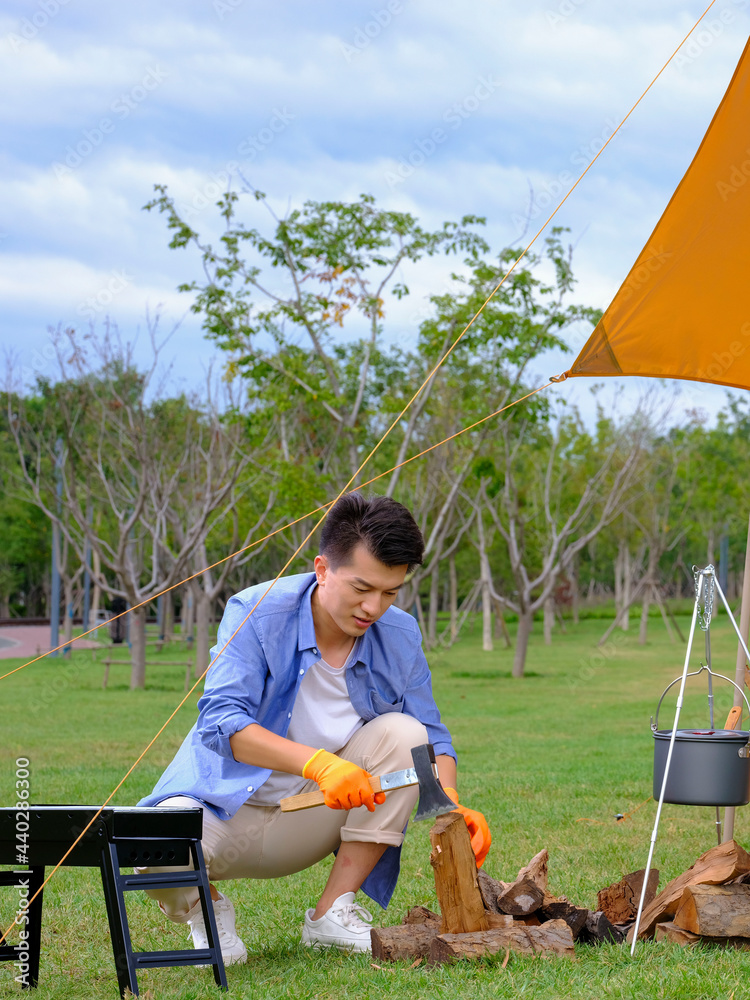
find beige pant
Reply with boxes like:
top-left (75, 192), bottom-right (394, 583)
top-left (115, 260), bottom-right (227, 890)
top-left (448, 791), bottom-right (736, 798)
top-left (142, 712), bottom-right (428, 920)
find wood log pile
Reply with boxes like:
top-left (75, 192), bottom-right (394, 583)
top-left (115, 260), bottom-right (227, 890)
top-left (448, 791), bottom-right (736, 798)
top-left (629, 839), bottom-right (750, 948)
top-left (372, 811), bottom-right (646, 964)
top-left (371, 812), bottom-right (750, 965)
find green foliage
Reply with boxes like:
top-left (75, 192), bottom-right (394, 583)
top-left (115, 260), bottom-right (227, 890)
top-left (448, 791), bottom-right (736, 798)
top-left (0, 394), bottom-right (51, 615)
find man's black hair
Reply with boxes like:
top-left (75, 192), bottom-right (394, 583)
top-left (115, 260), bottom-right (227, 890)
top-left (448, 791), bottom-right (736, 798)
top-left (320, 493), bottom-right (424, 572)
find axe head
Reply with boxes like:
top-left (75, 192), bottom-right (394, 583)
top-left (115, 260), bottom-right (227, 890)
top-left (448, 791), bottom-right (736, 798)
top-left (411, 743), bottom-right (457, 822)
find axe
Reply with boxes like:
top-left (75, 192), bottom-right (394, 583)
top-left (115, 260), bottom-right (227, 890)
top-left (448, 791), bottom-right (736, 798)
top-left (279, 743), bottom-right (456, 822)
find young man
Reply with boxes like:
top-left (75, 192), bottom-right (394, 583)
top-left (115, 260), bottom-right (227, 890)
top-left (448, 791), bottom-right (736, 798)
top-left (139, 493), bottom-right (490, 963)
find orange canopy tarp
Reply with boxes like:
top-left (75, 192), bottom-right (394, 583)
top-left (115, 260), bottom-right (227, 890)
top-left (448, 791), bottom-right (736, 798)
top-left (559, 35), bottom-right (750, 391)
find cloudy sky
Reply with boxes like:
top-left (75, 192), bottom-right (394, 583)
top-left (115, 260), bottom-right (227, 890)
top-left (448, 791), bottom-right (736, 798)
top-left (2, 0), bottom-right (749, 425)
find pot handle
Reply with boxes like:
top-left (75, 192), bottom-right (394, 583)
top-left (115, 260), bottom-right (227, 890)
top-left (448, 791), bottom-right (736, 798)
top-left (651, 664), bottom-right (750, 757)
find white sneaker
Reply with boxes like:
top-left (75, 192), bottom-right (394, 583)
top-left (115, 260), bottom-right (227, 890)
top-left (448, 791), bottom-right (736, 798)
top-left (187, 891), bottom-right (248, 966)
top-left (301, 892), bottom-right (374, 953)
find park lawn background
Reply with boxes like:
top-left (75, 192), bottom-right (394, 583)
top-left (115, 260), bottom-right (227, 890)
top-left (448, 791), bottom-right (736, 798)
top-left (2, 612), bottom-right (750, 998)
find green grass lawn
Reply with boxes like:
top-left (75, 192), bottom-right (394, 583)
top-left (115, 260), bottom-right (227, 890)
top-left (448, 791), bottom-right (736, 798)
top-left (2, 612), bottom-right (750, 998)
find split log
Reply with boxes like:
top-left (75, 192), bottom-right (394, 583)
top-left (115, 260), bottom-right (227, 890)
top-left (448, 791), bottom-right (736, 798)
top-left (477, 868), bottom-right (508, 913)
top-left (515, 849), bottom-right (549, 891)
top-left (540, 898), bottom-right (589, 939)
top-left (485, 913), bottom-right (515, 929)
top-left (371, 924), bottom-right (439, 961)
top-left (654, 921), bottom-right (700, 947)
top-left (598, 869), bottom-right (660, 924)
top-left (429, 811), bottom-right (489, 934)
top-left (673, 884), bottom-right (750, 938)
top-left (476, 850), bottom-right (548, 913)
top-left (579, 910), bottom-right (625, 945)
top-left (429, 919), bottom-right (575, 964)
top-left (403, 905), bottom-right (441, 927)
top-left (655, 920), bottom-right (750, 950)
top-left (496, 879), bottom-right (544, 916)
top-left (630, 840), bottom-right (750, 940)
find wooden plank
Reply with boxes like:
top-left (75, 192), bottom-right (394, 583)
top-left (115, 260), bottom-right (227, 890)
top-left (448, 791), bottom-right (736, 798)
top-left (429, 919), bottom-right (575, 964)
top-left (673, 883), bottom-right (750, 938)
top-left (429, 811), bottom-right (489, 934)
top-left (629, 840), bottom-right (750, 940)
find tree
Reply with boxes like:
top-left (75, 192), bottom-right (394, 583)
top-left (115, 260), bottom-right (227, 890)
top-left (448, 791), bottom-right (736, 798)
top-left (7, 323), bottom-right (272, 687)
top-left (474, 405), bottom-right (646, 676)
top-left (144, 185), bottom-right (487, 482)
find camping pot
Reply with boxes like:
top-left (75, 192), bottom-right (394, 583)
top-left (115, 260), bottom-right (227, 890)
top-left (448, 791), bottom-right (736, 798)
top-left (652, 670), bottom-right (750, 807)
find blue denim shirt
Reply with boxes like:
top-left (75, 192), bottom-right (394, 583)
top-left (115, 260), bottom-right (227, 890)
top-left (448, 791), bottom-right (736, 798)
top-left (139, 572), bottom-right (455, 908)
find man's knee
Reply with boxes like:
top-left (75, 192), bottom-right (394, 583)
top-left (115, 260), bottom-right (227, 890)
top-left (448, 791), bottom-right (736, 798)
top-left (376, 712), bottom-right (429, 746)
top-left (355, 712), bottom-right (429, 769)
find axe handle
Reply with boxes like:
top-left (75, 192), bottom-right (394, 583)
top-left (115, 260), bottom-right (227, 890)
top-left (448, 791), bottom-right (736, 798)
top-left (280, 776), bottom-right (384, 812)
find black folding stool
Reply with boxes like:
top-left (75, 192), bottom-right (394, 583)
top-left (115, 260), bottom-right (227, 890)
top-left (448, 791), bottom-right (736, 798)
top-left (0, 806), bottom-right (227, 997)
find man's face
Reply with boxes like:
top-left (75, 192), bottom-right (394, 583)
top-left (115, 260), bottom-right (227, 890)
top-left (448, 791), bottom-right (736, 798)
top-left (313, 543), bottom-right (408, 639)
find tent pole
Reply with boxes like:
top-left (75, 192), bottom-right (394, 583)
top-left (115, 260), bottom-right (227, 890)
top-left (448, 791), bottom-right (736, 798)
top-left (630, 572), bottom-right (705, 955)
top-left (713, 521), bottom-right (750, 844)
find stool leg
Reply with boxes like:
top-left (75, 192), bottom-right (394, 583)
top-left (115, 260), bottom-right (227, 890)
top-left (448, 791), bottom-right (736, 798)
top-left (0, 867), bottom-right (44, 989)
top-left (25, 866), bottom-right (44, 989)
top-left (190, 841), bottom-right (227, 990)
top-left (99, 843), bottom-right (138, 997)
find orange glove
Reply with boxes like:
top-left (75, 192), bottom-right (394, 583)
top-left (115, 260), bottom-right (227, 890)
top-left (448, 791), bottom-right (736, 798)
top-left (302, 749), bottom-right (387, 812)
top-left (444, 787), bottom-right (492, 867)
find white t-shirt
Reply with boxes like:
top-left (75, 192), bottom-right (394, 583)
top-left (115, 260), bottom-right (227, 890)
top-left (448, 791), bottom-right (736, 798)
top-left (250, 640), bottom-right (364, 805)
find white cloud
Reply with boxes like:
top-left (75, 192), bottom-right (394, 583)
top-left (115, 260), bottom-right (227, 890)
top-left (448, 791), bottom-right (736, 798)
top-left (3, 0), bottom-right (749, 425)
